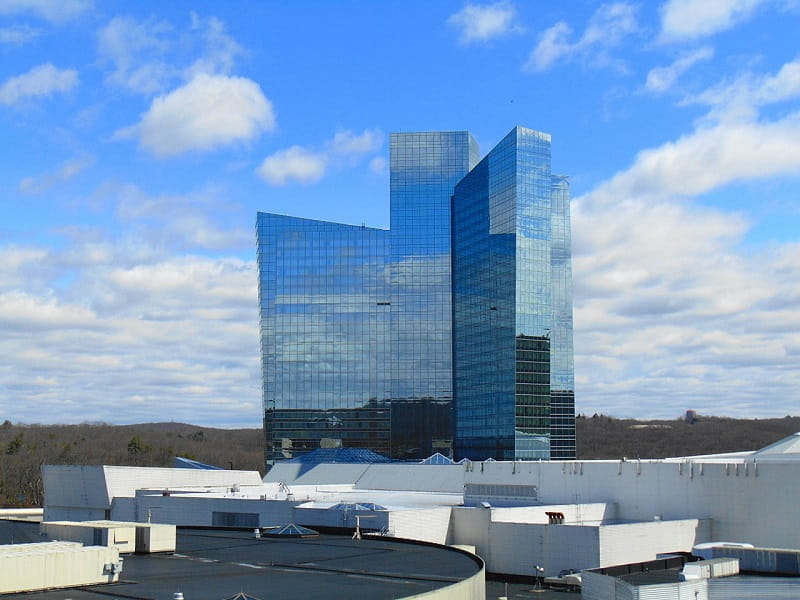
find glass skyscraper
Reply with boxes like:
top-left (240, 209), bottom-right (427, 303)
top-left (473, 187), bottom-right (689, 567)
top-left (389, 132), bottom-right (479, 458)
top-left (257, 126), bottom-right (575, 464)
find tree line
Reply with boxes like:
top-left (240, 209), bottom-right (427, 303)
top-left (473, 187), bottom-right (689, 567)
top-left (0, 421), bottom-right (264, 507)
top-left (1, 415), bottom-right (798, 507)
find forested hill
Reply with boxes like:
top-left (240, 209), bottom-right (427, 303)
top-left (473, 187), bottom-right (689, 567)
top-left (0, 421), bottom-right (264, 506)
top-left (1, 416), bottom-right (798, 507)
top-left (576, 414), bottom-right (800, 459)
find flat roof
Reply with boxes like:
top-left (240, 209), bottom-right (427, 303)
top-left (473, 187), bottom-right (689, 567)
top-left (2, 522), bottom-right (482, 600)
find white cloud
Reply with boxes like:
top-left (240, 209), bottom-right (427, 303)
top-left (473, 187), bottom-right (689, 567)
top-left (19, 156), bottom-right (94, 194)
top-left (0, 181), bottom-right (260, 426)
top-left (370, 156), bottom-right (388, 175)
top-left (0, 290), bottom-right (98, 331)
top-left (116, 73), bottom-right (275, 157)
top-left (98, 13), bottom-right (244, 95)
top-left (98, 16), bottom-right (174, 95)
top-left (589, 116), bottom-right (800, 203)
top-left (112, 183), bottom-right (251, 251)
top-left (0, 25), bottom-right (41, 45)
top-left (573, 56), bottom-right (800, 418)
top-left (447, 1), bottom-right (522, 44)
top-left (525, 3), bottom-right (637, 72)
top-left (256, 146), bottom-right (327, 185)
top-left (256, 128), bottom-right (383, 186)
top-left (0, 0), bottom-right (91, 23)
top-left (0, 63), bottom-right (78, 105)
top-left (645, 46), bottom-right (714, 93)
top-left (592, 58), bottom-right (800, 202)
top-left (526, 22), bottom-right (573, 72)
top-left (573, 192), bottom-right (800, 418)
top-left (0, 252), bottom-right (260, 426)
top-left (327, 128), bottom-right (382, 156)
top-left (685, 57), bottom-right (800, 122)
top-left (185, 13), bottom-right (243, 78)
top-left (659, 0), bottom-right (771, 42)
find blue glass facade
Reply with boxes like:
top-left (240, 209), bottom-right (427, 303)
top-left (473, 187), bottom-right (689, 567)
top-left (389, 132), bottom-right (479, 458)
top-left (451, 126), bottom-right (574, 460)
top-left (256, 214), bottom-right (391, 463)
top-left (549, 174), bottom-right (576, 459)
top-left (258, 126), bottom-right (575, 465)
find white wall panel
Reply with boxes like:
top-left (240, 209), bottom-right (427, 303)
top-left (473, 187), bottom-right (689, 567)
top-left (449, 507), bottom-right (490, 558)
top-left (388, 508), bottom-right (452, 544)
top-left (598, 520), bottom-right (710, 567)
top-left (467, 459), bottom-right (800, 551)
top-left (488, 522), bottom-right (599, 576)
top-left (490, 502), bottom-right (613, 525)
top-left (356, 465), bottom-right (464, 492)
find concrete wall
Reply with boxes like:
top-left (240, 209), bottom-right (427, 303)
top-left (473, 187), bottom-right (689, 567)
top-left (466, 459), bottom-right (800, 550)
top-left (449, 507), bottom-right (708, 577)
top-left (356, 465), bottom-right (464, 493)
top-left (449, 507), bottom-right (490, 555)
top-left (42, 465), bottom-right (110, 521)
top-left (489, 522), bottom-right (599, 577)
top-left (43, 465), bottom-right (264, 523)
top-left (490, 502), bottom-right (613, 525)
top-left (598, 519), bottom-right (711, 567)
top-left (135, 493), bottom-right (298, 527)
top-left (389, 508), bottom-right (452, 544)
top-left (449, 507), bottom-right (600, 576)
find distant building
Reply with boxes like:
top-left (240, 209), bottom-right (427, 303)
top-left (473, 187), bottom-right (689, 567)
top-left (257, 127), bottom-right (575, 464)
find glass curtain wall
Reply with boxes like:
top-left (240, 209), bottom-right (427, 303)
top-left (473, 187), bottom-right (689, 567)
top-left (452, 127), bottom-right (557, 460)
top-left (257, 213), bottom-right (391, 464)
top-left (549, 174), bottom-right (576, 459)
top-left (258, 127), bottom-right (575, 465)
top-left (389, 132), bottom-right (478, 459)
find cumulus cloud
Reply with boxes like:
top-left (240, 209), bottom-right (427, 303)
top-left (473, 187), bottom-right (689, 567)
top-left (644, 46), bottom-right (714, 93)
top-left (0, 0), bottom-right (92, 23)
top-left (659, 0), bottom-right (770, 41)
top-left (256, 146), bottom-right (327, 185)
top-left (0, 254), bottom-right (260, 425)
top-left (111, 183), bottom-right (251, 251)
top-left (98, 13), bottom-right (244, 95)
top-left (525, 2), bottom-right (637, 72)
top-left (573, 56), bottom-right (800, 418)
top-left (573, 197), bottom-right (800, 418)
top-left (447, 1), bottom-right (522, 44)
top-left (0, 63), bottom-right (78, 105)
top-left (115, 73), bottom-right (275, 157)
top-left (0, 25), bottom-right (41, 45)
top-left (19, 156), bottom-right (94, 194)
top-left (328, 128), bottom-right (383, 156)
top-left (685, 56), bottom-right (800, 122)
top-left (0, 183), bottom-right (260, 426)
top-left (589, 117), bottom-right (800, 203)
top-left (256, 128), bottom-right (383, 186)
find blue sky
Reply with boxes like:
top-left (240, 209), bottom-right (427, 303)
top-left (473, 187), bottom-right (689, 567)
top-left (1, 0), bottom-right (799, 426)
